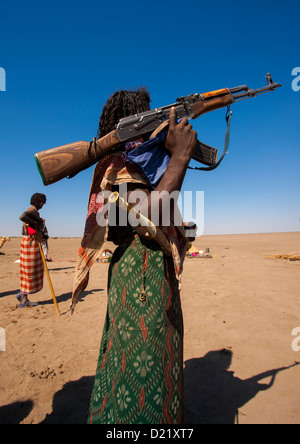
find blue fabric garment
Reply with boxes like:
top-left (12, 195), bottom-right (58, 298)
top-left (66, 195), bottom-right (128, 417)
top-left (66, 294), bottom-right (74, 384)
top-left (122, 131), bottom-right (170, 189)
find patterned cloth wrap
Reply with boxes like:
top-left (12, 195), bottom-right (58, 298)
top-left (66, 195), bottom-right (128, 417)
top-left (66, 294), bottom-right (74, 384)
top-left (88, 235), bottom-right (185, 424)
top-left (122, 131), bottom-right (170, 189)
top-left (20, 236), bottom-right (44, 294)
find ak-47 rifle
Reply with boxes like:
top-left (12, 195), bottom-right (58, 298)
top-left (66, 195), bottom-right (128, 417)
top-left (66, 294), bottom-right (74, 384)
top-left (34, 73), bottom-right (281, 186)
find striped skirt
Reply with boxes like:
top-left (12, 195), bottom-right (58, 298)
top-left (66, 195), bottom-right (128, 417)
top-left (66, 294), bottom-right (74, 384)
top-left (88, 236), bottom-right (184, 424)
top-left (20, 236), bottom-right (44, 294)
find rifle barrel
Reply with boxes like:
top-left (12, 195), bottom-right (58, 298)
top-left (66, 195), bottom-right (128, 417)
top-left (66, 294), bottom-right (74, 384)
top-left (232, 83), bottom-right (282, 101)
top-left (229, 84), bottom-right (249, 94)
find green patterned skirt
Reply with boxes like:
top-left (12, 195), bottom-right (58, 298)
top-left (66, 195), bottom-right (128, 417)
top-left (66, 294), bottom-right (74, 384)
top-left (88, 235), bottom-right (184, 424)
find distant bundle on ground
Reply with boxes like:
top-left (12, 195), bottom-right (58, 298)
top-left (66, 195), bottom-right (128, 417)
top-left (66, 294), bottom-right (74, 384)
top-left (0, 237), bottom-right (10, 250)
top-left (265, 254), bottom-right (300, 261)
top-left (186, 245), bottom-right (213, 258)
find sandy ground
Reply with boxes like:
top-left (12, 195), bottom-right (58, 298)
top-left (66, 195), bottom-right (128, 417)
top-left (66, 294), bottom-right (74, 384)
top-left (0, 232), bottom-right (299, 425)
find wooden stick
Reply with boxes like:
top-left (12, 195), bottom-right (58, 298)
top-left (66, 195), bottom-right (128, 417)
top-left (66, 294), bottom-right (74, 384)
top-left (38, 242), bottom-right (60, 317)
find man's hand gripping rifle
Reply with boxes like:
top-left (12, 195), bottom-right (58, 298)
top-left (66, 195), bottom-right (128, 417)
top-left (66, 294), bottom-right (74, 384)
top-left (34, 73), bottom-right (281, 186)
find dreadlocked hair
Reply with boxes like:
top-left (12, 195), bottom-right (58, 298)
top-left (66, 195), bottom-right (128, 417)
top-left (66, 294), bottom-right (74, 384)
top-left (97, 87), bottom-right (151, 139)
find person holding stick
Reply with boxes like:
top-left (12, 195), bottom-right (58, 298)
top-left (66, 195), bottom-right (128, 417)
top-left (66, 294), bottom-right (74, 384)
top-left (17, 193), bottom-right (47, 308)
top-left (71, 88), bottom-right (197, 424)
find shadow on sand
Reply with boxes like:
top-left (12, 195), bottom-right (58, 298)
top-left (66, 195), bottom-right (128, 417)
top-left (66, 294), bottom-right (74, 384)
top-left (1, 349), bottom-right (297, 424)
top-left (40, 376), bottom-right (94, 424)
top-left (34, 288), bottom-right (105, 315)
top-left (184, 349), bottom-right (298, 424)
top-left (0, 401), bottom-right (34, 425)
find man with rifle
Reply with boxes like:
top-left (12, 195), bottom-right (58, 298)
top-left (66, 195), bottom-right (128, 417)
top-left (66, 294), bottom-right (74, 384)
top-left (74, 88), bottom-right (197, 424)
top-left (34, 75), bottom-right (281, 424)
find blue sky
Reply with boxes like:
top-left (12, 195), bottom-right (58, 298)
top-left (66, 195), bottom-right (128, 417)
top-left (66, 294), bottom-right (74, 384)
top-left (0, 0), bottom-right (299, 237)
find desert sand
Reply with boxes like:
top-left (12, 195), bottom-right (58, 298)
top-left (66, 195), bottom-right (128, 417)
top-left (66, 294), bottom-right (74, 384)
top-left (0, 232), bottom-right (299, 424)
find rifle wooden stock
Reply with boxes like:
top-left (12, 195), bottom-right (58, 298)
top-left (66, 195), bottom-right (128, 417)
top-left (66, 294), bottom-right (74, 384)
top-left (35, 127), bottom-right (218, 186)
top-left (191, 91), bottom-right (234, 119)
top-left (35, 130), bottom-right (121, 186)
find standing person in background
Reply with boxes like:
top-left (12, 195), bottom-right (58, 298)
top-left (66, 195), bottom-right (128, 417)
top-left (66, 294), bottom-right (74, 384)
top-left (17, 193), bottom-right (47, 308)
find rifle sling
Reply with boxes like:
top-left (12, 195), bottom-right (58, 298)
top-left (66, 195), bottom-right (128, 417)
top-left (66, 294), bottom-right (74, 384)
top-left (188, 107), bottom-right (232, 172)
top-left (67, 139), bottom-right (120, 179)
